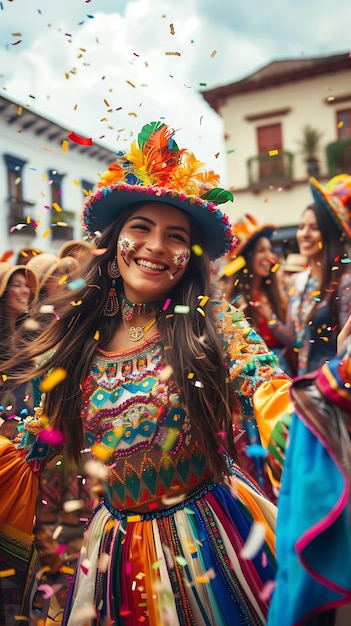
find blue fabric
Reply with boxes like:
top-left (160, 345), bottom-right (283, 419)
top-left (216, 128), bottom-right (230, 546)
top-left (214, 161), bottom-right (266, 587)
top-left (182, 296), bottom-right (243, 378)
top-left (268, 414), bottom-right (351, 626)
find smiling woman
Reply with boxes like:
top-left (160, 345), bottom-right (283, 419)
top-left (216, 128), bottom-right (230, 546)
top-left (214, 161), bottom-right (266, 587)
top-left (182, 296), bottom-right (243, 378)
top-left (0, 121), bottom-right (289, 626)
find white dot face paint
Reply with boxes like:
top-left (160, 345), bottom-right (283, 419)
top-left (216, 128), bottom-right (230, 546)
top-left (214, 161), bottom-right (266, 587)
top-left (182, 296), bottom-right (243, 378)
top-left (118, 236), bottom-right (136, 259)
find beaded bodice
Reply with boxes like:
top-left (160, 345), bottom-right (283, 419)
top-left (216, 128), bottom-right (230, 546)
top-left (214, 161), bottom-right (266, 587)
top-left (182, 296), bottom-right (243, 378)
top-left (16, 297), bottom-right (286, 506)
top-left (81, 334), bottom-right (213, 512)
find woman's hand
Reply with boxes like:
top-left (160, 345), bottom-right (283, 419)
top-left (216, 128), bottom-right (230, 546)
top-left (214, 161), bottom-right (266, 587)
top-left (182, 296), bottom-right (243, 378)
top-left (337, 314), bottom-right (351, 353)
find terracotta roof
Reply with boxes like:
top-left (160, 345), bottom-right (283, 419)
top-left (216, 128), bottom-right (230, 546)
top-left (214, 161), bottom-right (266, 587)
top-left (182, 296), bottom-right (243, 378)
top-left (201, 52), bottom-right (351, 111)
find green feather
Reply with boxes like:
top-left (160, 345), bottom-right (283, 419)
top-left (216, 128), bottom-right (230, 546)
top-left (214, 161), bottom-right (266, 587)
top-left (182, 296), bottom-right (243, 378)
top-left (201, 188), bottom-right (234, 205)
top-left (137, 121), bottom-right (165, 150)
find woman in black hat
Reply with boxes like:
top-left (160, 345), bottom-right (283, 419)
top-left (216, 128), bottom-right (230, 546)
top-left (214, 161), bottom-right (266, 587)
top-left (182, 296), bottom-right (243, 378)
top-left (0, 122), bottom-right (287, 626)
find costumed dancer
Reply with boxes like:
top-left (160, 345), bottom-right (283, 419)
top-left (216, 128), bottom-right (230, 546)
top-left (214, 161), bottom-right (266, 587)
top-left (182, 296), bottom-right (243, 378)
top-left (267, 336), bottom-right (351, 626)
top-left (0, 121), bottom-right (288, 626)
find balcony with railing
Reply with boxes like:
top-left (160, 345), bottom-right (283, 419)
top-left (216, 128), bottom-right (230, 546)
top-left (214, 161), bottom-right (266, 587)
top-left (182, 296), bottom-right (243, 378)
top-left (51, 209), bottom-right (75, 241)
top-left (7, 198), bottom-right (37, 236)
top-left (247, 151), bottom-right (294, 193)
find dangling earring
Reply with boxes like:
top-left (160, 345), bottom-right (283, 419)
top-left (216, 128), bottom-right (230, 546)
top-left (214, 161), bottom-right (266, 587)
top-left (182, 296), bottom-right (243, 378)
top-left (103, 279), bottom-right (120, 317)
top-left (107, 256), bottom-right (120, 279)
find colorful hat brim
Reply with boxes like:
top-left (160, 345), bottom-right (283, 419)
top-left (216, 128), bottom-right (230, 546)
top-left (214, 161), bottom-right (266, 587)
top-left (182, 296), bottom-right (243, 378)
top-left (309, 177), bottom-right (351, 244)
top-left (83, 183), bottom-right (234, 259)
top-left (235, 225), bottom-right (276, 258)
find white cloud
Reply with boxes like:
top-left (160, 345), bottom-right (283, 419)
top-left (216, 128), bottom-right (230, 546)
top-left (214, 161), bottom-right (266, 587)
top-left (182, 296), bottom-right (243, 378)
top-left (1, 0), bottom-right (350, 184)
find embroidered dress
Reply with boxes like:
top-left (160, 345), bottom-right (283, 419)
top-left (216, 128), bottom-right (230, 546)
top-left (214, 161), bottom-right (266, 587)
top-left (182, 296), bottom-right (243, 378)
top-left (0, 299), bottom-right (283, 625)
top-left (289, 270), bottom-right (351, 375)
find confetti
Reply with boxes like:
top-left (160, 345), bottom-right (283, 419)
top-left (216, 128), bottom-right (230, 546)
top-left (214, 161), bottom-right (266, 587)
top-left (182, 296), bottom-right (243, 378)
top-left (84, 459), bottom-right (109, 480)
top-left (268, 149), bottom-right (279, 156)
top-left (245, 444), bottom-right (268, 458)
top-left (162, 298), bottom-right (171, 311)
top-left (126, 80), bottom-right (136, 88)
top-left (63, 499), bottom-right (85, 513)
top-left (192, 244), bottom-right (203, 256)
top-left (162, 428), bottom-right (178, 452)
top-left (38, 427), bottom-right (65, 446)
top-left (210, 50), bottom-right (217, 58)
top-left (174, 305), bottom-right (190, 314)
top-left (40, 367), bottom-right (67, 392)
top-left (157, 364), bottom-right (173, 381)
top-left (165, 51), bottom-right (181, 56)
top-left (0, 568), bottom-right (15, 577)
top-left (240, 522), bottom-right (266, 559)
top-left (62, 139), bottom-right (69, 152)
top-left (259, 580), bottom-right (276, 601)
top-left (67, 131), bottom-right (93, 146)
top-left (38, 584), bottom-right (58, 599)
top-left (223, 255), bottom-right (246, 276)
top-left (39, 304), bottom-right (54, 315)
top-left (127, 514), bottom-right (142, 522)
top-left (68, 278), bottom-right (86, 290)
top-left (169, 23), bottom-right (175, 35)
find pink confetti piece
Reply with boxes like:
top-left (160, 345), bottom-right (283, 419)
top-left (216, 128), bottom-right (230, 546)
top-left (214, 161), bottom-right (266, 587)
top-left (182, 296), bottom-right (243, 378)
top-left (259, 579), bottom-right (276, 601)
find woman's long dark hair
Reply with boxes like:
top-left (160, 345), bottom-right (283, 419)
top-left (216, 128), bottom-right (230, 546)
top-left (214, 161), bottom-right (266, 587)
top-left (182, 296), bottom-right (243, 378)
top-left (2, 206), bottom-right (237, 479)
top-left (233, 236), bottom-right (287, 328)
top-left (302, 202), bottom-right (349, 326)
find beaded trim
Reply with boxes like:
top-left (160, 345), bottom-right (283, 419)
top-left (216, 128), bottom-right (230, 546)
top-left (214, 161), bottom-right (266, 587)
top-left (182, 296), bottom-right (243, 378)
top-left (96, 332), bottom-right (161, 361)
top-left (102, 479), bottom-right (217, 521)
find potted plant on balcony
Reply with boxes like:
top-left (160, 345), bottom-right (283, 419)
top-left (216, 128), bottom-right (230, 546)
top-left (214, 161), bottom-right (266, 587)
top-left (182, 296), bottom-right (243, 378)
top-left (297, 125), bottom-right (324, 177)
top-left (51, 209), bottom-right (75, 240)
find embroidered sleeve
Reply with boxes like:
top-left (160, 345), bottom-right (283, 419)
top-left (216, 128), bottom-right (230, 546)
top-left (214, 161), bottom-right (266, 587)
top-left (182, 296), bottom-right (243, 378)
top-left (212, 297), bottom-right (288, 420)
top-left (14, 403), bottom-right (61, 472)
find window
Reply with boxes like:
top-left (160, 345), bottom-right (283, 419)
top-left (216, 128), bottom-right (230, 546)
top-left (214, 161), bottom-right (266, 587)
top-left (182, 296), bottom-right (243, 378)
top-left (256, 123), bottom-right (284, 180)
top-left (48, 169), bottom-right (65, 210)
top-left (3, 154), bottom-right (27, 220)
top-left (336, 109), bottom-right (351, 140)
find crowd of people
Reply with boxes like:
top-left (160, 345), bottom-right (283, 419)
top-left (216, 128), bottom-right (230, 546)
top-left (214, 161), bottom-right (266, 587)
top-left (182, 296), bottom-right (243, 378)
top-left (0, 120), bottom-right (351, 626)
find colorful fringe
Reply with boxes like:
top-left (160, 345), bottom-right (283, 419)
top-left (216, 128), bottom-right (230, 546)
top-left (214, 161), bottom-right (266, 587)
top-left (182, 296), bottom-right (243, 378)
top-left (63, 474), bottom-right (276, 626)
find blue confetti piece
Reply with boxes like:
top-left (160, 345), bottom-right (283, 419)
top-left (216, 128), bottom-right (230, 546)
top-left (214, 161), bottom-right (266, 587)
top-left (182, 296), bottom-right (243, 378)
top-left (245, 444), bottom-right (268, 458)
top-left (68, 278), bottom-right (86, 291)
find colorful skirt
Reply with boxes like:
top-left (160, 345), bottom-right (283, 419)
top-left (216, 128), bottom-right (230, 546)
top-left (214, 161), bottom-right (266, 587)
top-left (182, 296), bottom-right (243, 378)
top-left (0, 436), bottom-right (39, 625)
top-left (63, 470), bottom-right (276, 626)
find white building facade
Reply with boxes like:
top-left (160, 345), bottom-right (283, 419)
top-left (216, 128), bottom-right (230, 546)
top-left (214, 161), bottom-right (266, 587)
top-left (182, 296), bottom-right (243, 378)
top-left (0, 94), bottom-right (115, 260)
top-left (202, 52), bottom-right (351, 251)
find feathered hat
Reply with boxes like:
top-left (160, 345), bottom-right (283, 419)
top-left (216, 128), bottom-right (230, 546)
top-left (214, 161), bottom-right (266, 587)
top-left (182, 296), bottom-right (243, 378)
top-left (309, 175), bottom-right (351, 243)
top-left (232, 214), bottom-right (276, 258)
top-left (82, 121), bottom-right (235, 259)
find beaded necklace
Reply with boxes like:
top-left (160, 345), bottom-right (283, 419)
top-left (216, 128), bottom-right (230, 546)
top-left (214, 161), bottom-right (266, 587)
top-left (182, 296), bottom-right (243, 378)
top-left (120, 295), bottom-right (163, 321)
top-left (120, 295), bottom-right (162, 342)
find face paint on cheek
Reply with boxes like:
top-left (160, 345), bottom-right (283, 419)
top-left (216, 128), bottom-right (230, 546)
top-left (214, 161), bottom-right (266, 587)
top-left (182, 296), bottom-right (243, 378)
top-left (168, 249), bottom-right (191, 281)
top-left (172, 249), bottom-right (190, 270)
top-left (118, 236), bottom-right (136, 266)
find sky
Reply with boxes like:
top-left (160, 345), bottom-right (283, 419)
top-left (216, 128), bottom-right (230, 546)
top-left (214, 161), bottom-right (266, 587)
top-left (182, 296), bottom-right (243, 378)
top-left (1, 0), bottom-right (351, 181)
